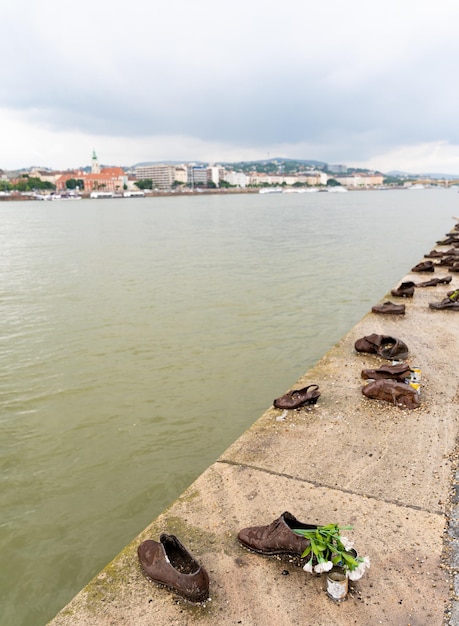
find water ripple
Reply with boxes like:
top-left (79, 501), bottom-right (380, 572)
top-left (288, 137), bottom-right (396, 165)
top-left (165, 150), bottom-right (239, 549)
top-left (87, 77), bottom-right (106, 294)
top-left (0, 190), bottom-right (456, 625)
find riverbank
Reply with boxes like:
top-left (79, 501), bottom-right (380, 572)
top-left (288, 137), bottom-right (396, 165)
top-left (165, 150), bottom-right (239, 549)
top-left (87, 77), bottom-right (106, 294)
top-left (0, 186), bottom-right (417, 202)
top-left (0, 189), bottom-right (258, 201)
top-left (47, 226), bottom-right (459, 625)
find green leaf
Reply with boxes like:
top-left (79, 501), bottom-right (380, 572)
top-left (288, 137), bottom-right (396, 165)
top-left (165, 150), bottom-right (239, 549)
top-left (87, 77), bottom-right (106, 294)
top-left (341, 552), bottom-right (358, 567)
top-left (319, 524), bottom-right (338, 530)
top-left (332, 555), bottom-right (341, 565)
top-left (310, 539), bottom-right (319, 556)
top-left (301, 545), bottom-right (312, 558)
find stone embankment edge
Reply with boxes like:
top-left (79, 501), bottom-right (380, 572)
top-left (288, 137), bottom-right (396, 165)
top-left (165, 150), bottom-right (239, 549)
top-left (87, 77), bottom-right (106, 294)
top-left (48, 228), bottom-right (459, 626)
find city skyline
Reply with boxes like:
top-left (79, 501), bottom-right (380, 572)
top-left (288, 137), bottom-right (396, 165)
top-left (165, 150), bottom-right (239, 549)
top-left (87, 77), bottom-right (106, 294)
top-left (2, 0), bottom-right (459, 173)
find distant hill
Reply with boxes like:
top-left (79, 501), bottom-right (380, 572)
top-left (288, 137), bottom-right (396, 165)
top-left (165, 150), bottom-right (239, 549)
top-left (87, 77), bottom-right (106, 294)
top-left (221, 157), bottom-right (327, 167)
top-left (132, 161), bottom-right (205, 168)
top-left (7, 160), bottom-right (458, 180)
top-left (216, 157), bottom-right (330, 175)
top-left (386, 170), bottom-right (459, 180)
top-left (131, 158), bottom-right (327, 169)
top-left (220, 158), bottom-right (327, 168)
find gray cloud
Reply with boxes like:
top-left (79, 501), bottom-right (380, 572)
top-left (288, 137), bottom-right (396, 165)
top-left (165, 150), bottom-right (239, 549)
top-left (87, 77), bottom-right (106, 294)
top-left (2, 0), bottom-right (459, 170)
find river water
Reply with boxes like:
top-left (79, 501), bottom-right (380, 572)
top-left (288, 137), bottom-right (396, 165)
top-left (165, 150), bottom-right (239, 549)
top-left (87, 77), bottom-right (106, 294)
top-left (0, 189), bottom-right (457, 625)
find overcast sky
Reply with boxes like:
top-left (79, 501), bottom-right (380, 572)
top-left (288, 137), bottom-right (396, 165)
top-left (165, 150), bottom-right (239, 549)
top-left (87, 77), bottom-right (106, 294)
top-left (2, 0), bottom-right (459, 173)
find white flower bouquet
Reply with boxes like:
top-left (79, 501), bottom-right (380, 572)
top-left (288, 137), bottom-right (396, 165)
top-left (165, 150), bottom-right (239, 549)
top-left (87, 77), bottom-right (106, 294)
top-left (293, 523), bottom-right (370, 580)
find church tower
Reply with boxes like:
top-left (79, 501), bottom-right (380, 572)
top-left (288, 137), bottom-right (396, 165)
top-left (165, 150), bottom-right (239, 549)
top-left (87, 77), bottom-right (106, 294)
top-left (91, 149), bottom-right (100, 174)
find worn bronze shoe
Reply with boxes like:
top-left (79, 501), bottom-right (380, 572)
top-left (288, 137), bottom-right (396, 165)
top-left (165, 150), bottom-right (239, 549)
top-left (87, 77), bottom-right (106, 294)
top-left (429, 300), bottom-right (459, 310)
top-left (371, 301), bottom-right (405, 315)
top-left (416, 276), bottom-right (452, 287)
top-left (390, 281), bottom-right (416, 297)
top-left (411, 260), bottom-right (435, 272)
top-left (362, 379), bottom-right (420, 409)
top-left (138, 534), bottom-right (209, 602)
top-left (436, 237), bottom-right (459, 245)
top-left (354, 334), bottom-right (409, 360)
top-left (436, 255), bottom-right (457, 267)
top-left (429, 289), bottom-right (459, 310)
top-left (354, 333), bottom-right (384, 353)
top-left (238, 511), bottom-right (315, 555)
top-left (361, 362), bottom-right (412, 381)
top-left (424, 250), bottom-right (444, 258)
top-left (273, 384), bottom-right (320, 409)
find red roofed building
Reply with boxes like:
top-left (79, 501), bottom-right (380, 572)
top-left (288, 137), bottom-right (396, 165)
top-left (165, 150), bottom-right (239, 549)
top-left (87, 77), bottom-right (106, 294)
top-left (55, 151), bottom-right (127, 194)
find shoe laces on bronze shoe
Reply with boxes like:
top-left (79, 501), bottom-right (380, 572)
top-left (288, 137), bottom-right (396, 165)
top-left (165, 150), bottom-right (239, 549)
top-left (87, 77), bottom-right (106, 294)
top-left (238, 511), bottom-right (315, 556)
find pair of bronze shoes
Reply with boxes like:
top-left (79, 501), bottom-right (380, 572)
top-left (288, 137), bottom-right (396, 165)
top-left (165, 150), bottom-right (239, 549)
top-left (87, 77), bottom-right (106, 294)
top-left (391, 275), bottom-right (453, 293)
top-left (416, 276), bottom-right (452, 287)
top-left (354, 333), bottom-right (409, 360)
top-left (138, 534), bottom-right (209, 603)
top-left (138, 512), bottom-right (313, 602)
top-left (273, 384), bottom-right (320, 409)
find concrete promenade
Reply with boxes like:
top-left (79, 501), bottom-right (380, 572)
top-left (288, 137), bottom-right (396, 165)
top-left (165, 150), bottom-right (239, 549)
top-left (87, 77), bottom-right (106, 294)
top-left (49, 232), bottom-right (459, 626)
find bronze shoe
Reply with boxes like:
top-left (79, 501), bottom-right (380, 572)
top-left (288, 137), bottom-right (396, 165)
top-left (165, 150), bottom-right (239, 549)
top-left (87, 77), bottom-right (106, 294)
top-left (138, 534), bottom-right (209, 602)
top-left (238, 511), bottom-right (315, 555)
top-left (429, 300), bottom-right (459, 310)
top-left (362, 379), bottom-right (420, 409)
top-left (378, 336), bottom-right (409, 360)
top-left (411, 260), bottom-right (435, 272)
top-left (354, 334), bottom-right (409, 360)
top-left (416, 276), bottom-right (452, 287)
top-left (391, 281), bottom-right (416, 297)
top-left (361, 362), bottom-right (412, 381)
top-left (273, 384), bottom-right (320, 409)
top-left (354, 332), bottom-right (384, 353)
top-left (436, 237), bottom-right (459, 245)
top-left (424, 250), bottom-right (444, 258)
top-left (429, 289), bottom-right (459, 309)
top-left (371, 301), bottom-right (405, 315)
top-left (436, 255), bottom-right (457, 267)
